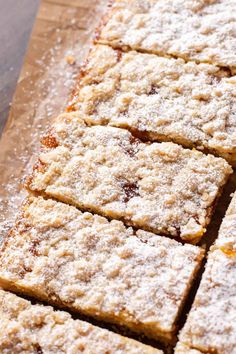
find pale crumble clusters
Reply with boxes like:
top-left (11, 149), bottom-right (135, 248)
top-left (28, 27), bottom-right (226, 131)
top-left (213, 192), bottom-right (236, 252)
top-left (177, 249), bottom-right (236, 354)
top-left (175, 342), bottom-right (203, 354)
top-left (0, 197), bottom-right (204, 343)
top-left (71, 44), bottom-right (236, 165)
top-left (0, 290), bottom-right (161, 354)
top-left (27, 113), bottom-right (232, 243)
top-left (98, 0), bottom-right (236, 72)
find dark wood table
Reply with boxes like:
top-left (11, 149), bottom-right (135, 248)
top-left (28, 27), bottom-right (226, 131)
top-left (0, 0), bottom-right (40, 135)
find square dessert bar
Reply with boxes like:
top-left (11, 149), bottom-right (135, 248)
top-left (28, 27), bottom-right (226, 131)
top-left (213, 191), bottom-right (236, 253)
top-left (69, 44), bottom-right (236, 165)
top-left (0, 290), bottom-right (161, 353)
top-left (0, 197), bottom-right (204, 344)
top-left (176, 249), bottom-right (236, 354)
top-left (97, 0), bottom-right (236, 73)
top-left (27, 113), bottom-right (232, 243)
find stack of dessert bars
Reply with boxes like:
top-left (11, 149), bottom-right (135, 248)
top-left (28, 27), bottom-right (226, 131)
top-left (0, 1), bottom-right (235, 353)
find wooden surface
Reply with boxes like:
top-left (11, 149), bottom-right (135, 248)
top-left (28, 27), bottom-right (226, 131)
top-left (0, 0), bottom-right (40, 135)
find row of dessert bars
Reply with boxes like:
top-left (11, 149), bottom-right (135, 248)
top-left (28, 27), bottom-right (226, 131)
top-left (0, 196), bottom-right (204, 346)
top-left (72, 0), bottom-right (236, 166)
top-left (68, 44), bottom-right (236, 165)
top-left (176, 192), bottom-right (236, 353)
top-left (0, 194), bottom-right (235, 353)
top-left (0, 0), bottom-right (235, 352)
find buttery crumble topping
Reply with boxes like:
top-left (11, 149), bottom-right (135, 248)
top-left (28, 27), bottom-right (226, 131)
top-left (177, 249), bottom-right (236, 354)
top-left (70, 44), bottom-right (236, 165)
top-left (98, 0), bottom-right (236, 72)
top-left (214, 192), bottom-right (236, 253)
top-left (0, 290), bottom-right (161, 353)
top-left (27, 113), bottom-right (232, 242)
top-left (0, 196), bottom-right (204, 343)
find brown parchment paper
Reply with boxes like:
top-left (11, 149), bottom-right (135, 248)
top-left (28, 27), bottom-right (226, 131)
top-left (0, 0), bottom-right (108, 240)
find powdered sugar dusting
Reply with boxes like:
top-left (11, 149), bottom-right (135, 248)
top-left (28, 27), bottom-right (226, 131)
top-left (178, 249), bottom-right (236, 353)
top-left (0, 196), bottom-right (203, 343)
top-left (28, 112), bottom-right (232, 243)
top-left (98, 0), bottom-right (236, 72)
top-left (214, 191), bottom-right (236, 252)
top-left (0, 0), bottom-right (107, 242)
top-left (0, 290), bottom-right (161, 353)
top-left (72, 44), bottom-right (236, 164)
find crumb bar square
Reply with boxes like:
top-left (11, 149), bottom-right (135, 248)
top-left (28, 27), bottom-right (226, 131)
top-left (214, 191), bottom-right (236, 253)
top-left (27, 113), bottom-right (232, 243)
top-left (97, 0), bottom-right (236, 72)
top-left (0, 290), bottom-right (161, 353)
top-left (177, 249), bottom-right (236, 354)
top-left (70, 44), bottom-right (236, 165)
top-left (0, 197), bottom-right (204, 343)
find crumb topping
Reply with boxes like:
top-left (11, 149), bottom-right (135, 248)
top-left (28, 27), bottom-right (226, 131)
top-left (175, 342), bottom-right (203, 353)
top-left (0, 197), bottom-right (203, 342)
top-left (28, 113), bottom-right (232, 242)
top-left (98, 0), bottom-right (236, 72)
top-left (214, 192), bottom-right (236, 252)
top-left (178, 249), bottom-right (236, 354)
top-left (70, 45), bottom-right (236, 163)
top-left (0, 290), bottom-right (161, 353)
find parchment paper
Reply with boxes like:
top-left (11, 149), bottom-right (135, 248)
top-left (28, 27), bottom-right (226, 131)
top-left (0, 0), bottom-right (107, 239)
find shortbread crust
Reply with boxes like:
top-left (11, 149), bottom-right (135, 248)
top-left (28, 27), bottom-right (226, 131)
top-left (97, 0), bottom-right (236, 73)
top-left (177, 249), bottom-right (236, 354)
top-left (174, 342), bottom-right (203, 353)
top-left (27, 113), bottom-right (232, 243)
top-left (0, 290), bottom-right (161, 353)
top-left (69, 44), bottom-right (236, 165)
top-left (0, 197), bottom-right (204, 343)
top-left (214, 191), bottom-right (236, 253)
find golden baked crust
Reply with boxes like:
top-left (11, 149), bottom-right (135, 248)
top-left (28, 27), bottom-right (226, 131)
top-left (213, 191), bottom-right (236, 253)
top-left (177, 249), bottom-right (236, 354)
top-left (27, 113), bottom-right (232, 243)
top-left (174, 342), bottom-right (203, 353)
top-left (0, 196), bottom-right (204, 343)
top-left (69, 44), bottom-right (236, 165)
top-left (0, 289), bottom-right (161, 353)
top-left (97, 0), bottom-right (236, 72)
